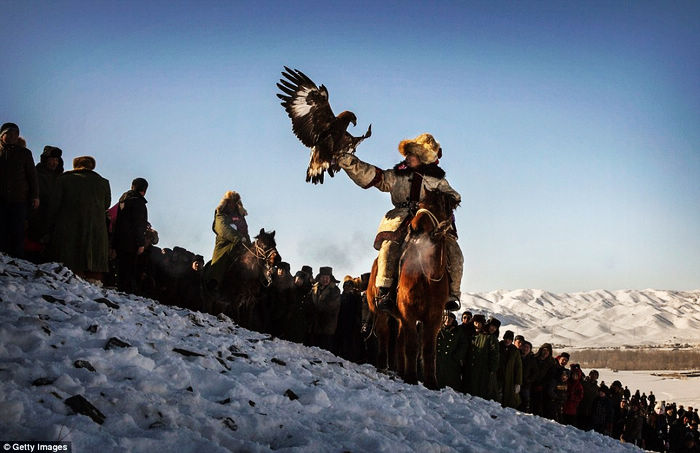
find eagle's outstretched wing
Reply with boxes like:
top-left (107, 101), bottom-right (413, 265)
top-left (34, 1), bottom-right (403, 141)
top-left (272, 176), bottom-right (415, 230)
top-left (277, 67), bottom-right (371, 184)
top-left (277, 67), bottom-right (336, 149)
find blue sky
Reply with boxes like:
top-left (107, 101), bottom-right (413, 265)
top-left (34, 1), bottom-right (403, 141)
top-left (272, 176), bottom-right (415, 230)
top-left (4, 0), bottom-right (699, 292)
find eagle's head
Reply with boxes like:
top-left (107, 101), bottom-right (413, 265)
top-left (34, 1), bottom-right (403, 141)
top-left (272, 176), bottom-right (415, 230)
top-left (337, 111), bottom-right (357, 127)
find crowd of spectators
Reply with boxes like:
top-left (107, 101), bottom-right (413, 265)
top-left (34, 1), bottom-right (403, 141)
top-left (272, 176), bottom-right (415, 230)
top-left (436, 311), bottom-right (700, 452)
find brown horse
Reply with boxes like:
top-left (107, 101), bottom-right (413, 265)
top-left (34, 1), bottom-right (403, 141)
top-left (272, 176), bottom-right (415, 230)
top-left (209, 229), bottom-right (281, 329)
top-left (366, 189), bottom-right (458, 389)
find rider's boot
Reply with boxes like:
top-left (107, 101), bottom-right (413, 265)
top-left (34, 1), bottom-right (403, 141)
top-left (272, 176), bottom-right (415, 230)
top-left (445, 291), bottom-right (461, 311)
top-left (375, 286), bottom-right (398, 315)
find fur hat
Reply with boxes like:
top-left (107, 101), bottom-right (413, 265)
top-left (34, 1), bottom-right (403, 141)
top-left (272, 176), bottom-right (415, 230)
top-left (316, 266), bottom-right (339, 283)
top-left (42, 145), bottom-right (62, 158)
top-left (1, 122), bottom-right (19, 136)
top-left (218, 190), bottom-right (247, 216)
top-left (472, 314), bottom-right (486, 324)
top-left (301, 265), bottom-right (312, 275)
top-left (73, 156), bottom-right (96, 170)
top-left (278, 261), bottom-right (291, 273)
top-left (503, 330), bottom-right (514, 341)
top-left (398, 133), bottom-right (441, 164)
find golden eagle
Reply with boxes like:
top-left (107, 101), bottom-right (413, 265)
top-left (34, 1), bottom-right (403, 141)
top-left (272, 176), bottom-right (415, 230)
top-left (277, 67), bottom-right (372, 184)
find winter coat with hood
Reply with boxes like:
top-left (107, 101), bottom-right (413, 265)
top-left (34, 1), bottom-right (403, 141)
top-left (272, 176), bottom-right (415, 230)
top-left (49, 164), bottom-right (111, 273)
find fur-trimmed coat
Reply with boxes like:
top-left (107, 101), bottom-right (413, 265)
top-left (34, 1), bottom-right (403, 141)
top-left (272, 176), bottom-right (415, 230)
top-left (338, 154), bottom-right (460, 250)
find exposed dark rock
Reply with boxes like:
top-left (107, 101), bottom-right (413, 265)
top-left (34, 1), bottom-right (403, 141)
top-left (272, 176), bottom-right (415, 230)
top-left (173, 348), bottom-right (205, 357)
top-left (64, 394), bottom-right (106, 425)
top-left (74, 360), bottom-right (96, 372)
top-left (104, 337), bottom-right (131, 350)
top-left (284, 389), bottom-right (299, 401)
top-left (271, 358), bottom-right (286, 366)
top-left (32, 377), bottom-right (55, 386)
top-left (94, 297), bottom-right (119, 309)
top-left (222, 417), bottom-right (238, 431)
top-left (41, 294), bottom-right (65, 305)
top-left (86, 325), bottom-right (98, 333)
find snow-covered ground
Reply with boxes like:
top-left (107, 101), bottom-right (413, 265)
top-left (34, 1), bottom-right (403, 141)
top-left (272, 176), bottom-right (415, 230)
top-left (0, 255), bottom-right (643, 452)
top-left (460, 289), bottom-right (700, 348)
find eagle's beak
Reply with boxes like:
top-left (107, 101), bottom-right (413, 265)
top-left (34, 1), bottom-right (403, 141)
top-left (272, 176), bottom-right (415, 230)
top-left (352, 119), bottom-right (357, 127)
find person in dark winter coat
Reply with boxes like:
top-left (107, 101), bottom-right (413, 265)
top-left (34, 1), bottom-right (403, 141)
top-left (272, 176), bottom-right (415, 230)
top-left (26, 145), bottom-right (63, 261)
top-left (111, 177), bottom-right (149, 294)
top-left (436, 312), bottom-right (469, 391)
top-left (465, 314), bottom-right (499, 400)
top-left (0, 122), bottom-right (39, 259)
top-left (620, 399), bottom-right (645, 446)
top-left (518, 340), bottom-right (537, 413)
top-left (545, 368), bottom-right (570, 422)
top-left (335, 276), bottom-right (364, 362)
top-left (531, 343), bottom-right (556, 417)
top-left (49, 156), bottom-right (111, 282)
top-left (310, 266), bottom-right (341, 352)
top-left (284, 268), bottom-right (314, 344)
top-left (498, 330), bottom-right (523, 409)
top-left (591, 386), bottom-right (615, 436)
top-left (579, 369), bottom-right (600, 430)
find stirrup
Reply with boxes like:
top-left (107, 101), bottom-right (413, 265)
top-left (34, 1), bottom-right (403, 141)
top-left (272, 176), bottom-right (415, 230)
top-left (374, 287), bottom-right (397, 313)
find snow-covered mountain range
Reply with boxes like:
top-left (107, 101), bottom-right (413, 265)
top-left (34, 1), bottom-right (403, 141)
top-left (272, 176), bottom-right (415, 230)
top-left (461, 289), bottom-right (700, 348)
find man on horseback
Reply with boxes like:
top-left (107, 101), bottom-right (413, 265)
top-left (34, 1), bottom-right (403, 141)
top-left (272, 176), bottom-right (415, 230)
top-left (204, 190), bottom-right (251, 292)
top-left (337, 133), bottom-right (463, 313)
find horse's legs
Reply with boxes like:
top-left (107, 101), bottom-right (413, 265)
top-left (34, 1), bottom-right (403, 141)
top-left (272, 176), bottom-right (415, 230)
top-left (400, 320), bottom-right (420, 385)
top-left (421, 316), bottom-right (441, 390)
top-left (374, 314), bottom-right (391, 371)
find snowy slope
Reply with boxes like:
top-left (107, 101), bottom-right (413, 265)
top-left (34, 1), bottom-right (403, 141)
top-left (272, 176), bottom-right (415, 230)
top-left (461, 289), bottom-right (700, 348)
top-left (0, 255), bottom-right (640, 453)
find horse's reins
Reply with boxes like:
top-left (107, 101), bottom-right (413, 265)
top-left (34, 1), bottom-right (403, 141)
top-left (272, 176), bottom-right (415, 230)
top-left (242, 241), bottom-right (276, 263)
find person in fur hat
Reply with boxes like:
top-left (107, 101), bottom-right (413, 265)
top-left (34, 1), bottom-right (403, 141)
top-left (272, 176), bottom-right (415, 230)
top-left (26, 145), bottom-right (64, 261)
top-left (337, 133), bottom-right (464, 313)
top-left (310, 266), bottom-right (341, 353)
top-left (204, 190), bottom-right (251, 292)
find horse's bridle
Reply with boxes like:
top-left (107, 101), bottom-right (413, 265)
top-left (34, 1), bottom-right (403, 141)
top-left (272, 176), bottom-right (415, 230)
top-left (243, 240), bottom-right (278, 287)
top-left (411, 208), bottom-right (452, 282)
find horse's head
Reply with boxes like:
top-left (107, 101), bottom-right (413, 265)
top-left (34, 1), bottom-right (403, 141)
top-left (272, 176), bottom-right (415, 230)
top-left (409, 189), bottom-right (459, 237)
top-left (254, 228), bottom-right (281, 286)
